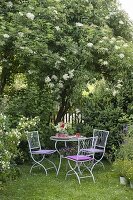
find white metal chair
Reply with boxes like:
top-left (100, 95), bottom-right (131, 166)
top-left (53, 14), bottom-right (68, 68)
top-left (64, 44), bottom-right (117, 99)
top-left (27, 131), bottom-right (57, 175)
top-left (84, 129), bottom-right (109, 170)
top-left (65, 137), bottom-right (98, 184)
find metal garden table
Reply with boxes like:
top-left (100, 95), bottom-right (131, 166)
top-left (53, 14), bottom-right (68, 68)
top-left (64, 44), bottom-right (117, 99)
top-left (50, 135), bottom-right (87, 175)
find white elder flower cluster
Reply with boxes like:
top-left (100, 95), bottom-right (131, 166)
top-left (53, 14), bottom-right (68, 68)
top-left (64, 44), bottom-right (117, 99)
top-left (51, 75), bottom-right (58, 81)
top-left (102, 36), bottom-right (108, 40)
top-left (105, 11), bottom-right (116, 20)
top-left (9, 129), bottom-right (21, 140)
top-left (7, 1), bottom-right (13, 8)
top-left (20, 46), bottom-right (33, 54)
top-left (99, 59), bottom-right (108, 66)
top-left (3, 34), bottom-right (10, 38)
top-left (103, 61), bottom-right (108, 65)
top-left (1, 160), bottom-right (10, 170)
top-left (109, 37), bottom-right (116, 44)
top-left (105, 15), bottom-right (110, 20)
top-left (60, 57), bottom-right (65, 61)
top-left (45, 70), bottom-right (74, 90)
top-left (0, 150), bottom-right (11, 170)
top-left (26, 12), bottom-right (35, 20)
top-left (45, 76), bottom-right (56, 89)
top-left (53, 10), bottom-right (58, 15)
top-left (99, 40), bottom-right (103, 44)
top-left (63, 74), bottom-right (69, 80)
top-left (55, 26), bottom-right (60, 31)
top-left (63, 70), bottom-right (74, 80)
top-left (113, 89), bottom-right (118, 96)
top-left (100, 47), bottom-right (108, 52)
top-left (76, 22), bottom-right (83, 27)
top-left (0, 113), bottom-right (7, 130)
top-left (119, 20), bottom-right (124, 25)
top-left (19, 12), bottom-right (23, 16)
top-left (18, 32), bottom-right (24, 37)
top-left (48, 82), bottom-right (54, 88)
top-left (18, 116), bottom-right (40, 130)
top-left (123, 43), bottom-right (128, 48)
top-left (45, 76), bottom-right (51, 83)
top-left (58, 81), bottom-right (63, 88)
top-left (68, 69), bottom-right (74, 78)
top-left (87, 43), bottom-right (93, 48)
top-left (28, 70), bottom-right (35, 74)
top-left (114, 45), bottom-right (120, 50)
top-left (54, 60), bottom-right (61, 69)
top-left (54, 57), bottom-right (65, 69)
top-left (119, 53), bottom-right (125, 59)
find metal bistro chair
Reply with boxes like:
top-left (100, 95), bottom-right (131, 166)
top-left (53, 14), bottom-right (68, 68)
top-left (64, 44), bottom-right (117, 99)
top-left (27, 131), bottom-right (57, 175)
top-left (84, 129), bottom-right (109, 171)
top-left (65, 136), bottom-right (98, 184)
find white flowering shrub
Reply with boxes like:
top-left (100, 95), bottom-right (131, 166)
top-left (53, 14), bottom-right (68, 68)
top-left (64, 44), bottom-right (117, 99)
top-left (0, 114), bottom-right (40, 182)
top-left (0, 114), bottom-right (21, 182)
top-left (17, 116), bottom-right (40, 134)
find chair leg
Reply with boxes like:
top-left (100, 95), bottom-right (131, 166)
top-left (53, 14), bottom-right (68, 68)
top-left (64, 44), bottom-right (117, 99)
top-left (66, 160), bottom-right (81, 184)
top-left (30, 155), bottom-right (48, 175)
top-left (45, 157), bottom-right (58, 175)
top-left (30, 154), bottom-right (58, 175)
top-left (30, 159), bottom-right (48, 175)
top-left (91, 154), bottom-right (105, 171)
top-left (83, 162), bottom-right (95, 183)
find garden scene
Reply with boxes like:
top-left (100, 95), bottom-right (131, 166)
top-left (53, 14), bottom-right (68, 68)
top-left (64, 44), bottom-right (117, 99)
top-left (0, 0), bottom-right (133, 199)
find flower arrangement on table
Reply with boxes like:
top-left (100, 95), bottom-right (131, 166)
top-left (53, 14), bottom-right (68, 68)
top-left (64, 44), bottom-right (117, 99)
top-left (54, 121), bottom-right (74, 137)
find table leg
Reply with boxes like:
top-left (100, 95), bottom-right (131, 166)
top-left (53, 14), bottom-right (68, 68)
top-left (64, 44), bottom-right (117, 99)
top-left (54, 141), bottom-right (63, 176)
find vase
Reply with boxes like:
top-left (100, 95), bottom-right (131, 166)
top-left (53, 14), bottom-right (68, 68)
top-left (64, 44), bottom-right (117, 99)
top-left (120, 176), bottom-right (127, 185)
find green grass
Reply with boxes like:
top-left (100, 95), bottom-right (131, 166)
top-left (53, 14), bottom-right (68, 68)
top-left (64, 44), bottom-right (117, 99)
top-left (0, 159), bottom-right (133, 200)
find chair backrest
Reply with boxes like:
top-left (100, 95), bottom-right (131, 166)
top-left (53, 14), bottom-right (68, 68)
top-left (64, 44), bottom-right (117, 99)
top-left (93, 129), bottom-right (109, 150)
top-left (27, 131), bottom-right (41, 152)
top-left (78, 136), bottom-right (98, 154)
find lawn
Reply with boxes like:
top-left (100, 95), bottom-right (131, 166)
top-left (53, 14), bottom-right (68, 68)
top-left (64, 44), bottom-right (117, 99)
top-left (0, 159), bottom-right (133, 200)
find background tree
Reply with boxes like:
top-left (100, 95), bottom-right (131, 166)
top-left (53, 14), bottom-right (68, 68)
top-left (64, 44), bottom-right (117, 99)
top-left (0, 0), bottom-right (133, 125)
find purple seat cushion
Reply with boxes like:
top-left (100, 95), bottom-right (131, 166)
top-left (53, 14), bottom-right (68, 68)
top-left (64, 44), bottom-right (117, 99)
top-left (66, 155), bottom-right (93, 161)
top-left (81, 148), bottom-right (104, 153)
top-left (31, 149), bottom-right (56, 154)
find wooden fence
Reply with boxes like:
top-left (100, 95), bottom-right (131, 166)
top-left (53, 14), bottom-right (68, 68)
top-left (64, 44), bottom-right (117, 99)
top-left (62, 112), bottom-right (83, 124)
top-left (51, 110), bottom-right (83, 125)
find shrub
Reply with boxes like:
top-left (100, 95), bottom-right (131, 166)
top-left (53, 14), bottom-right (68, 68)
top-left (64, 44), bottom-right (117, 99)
top-left (0, 114), bottom-right (21, 183)
top-left (0, 114), bottom-right (40, 183)
top-left (113, 122), bottom-right (133, 180)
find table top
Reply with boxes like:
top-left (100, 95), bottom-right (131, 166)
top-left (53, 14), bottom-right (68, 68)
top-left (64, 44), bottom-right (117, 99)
top-left (50, 135), bottom-right (87, 142)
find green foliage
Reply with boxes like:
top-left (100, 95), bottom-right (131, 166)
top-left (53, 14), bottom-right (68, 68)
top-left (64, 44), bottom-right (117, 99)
top-left (113, 159), bottom-right (132, 177)
top-left (81, 81), bottom-right (125, 161)
top-left (113, 122), bottom-right (133, 180)
top-left (125, 164), bottom-right (133, 181)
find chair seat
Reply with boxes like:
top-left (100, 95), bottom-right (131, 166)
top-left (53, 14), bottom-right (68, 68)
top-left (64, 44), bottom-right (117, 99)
top-left (66, 155), bottom-right (93, 161)
top-left (81, 148), bottom-right (104, 153)
top-left (31, 149), bottom-right (56, 154)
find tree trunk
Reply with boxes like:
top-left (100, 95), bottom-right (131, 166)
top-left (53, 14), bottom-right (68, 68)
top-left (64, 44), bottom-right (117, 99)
top-left (54, 87), bottom-right (70, 124)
